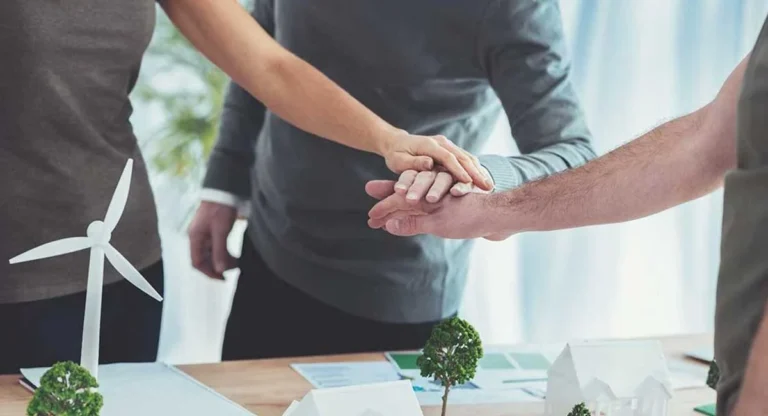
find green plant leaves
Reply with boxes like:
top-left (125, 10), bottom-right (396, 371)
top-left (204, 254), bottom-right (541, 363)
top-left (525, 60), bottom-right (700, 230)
top-left (27, 362), bottom-right (104, 416)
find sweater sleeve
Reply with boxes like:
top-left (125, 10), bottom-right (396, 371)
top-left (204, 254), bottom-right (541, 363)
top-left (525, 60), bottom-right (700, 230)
top-left (475, 0), bottom-right (596, 191)
top-left (200, 0), bottom-right (274, 198)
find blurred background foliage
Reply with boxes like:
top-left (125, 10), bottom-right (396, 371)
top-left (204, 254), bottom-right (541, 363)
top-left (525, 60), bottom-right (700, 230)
top-left (133, 1), bottom-right (252, 228)
top-left (135, 13), bottom-right (227, 181)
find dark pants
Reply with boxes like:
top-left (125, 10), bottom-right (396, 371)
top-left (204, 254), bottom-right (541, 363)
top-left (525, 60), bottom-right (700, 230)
top-left (222, 236), bottom-right (444, 360)
top-left (0, 261), bottom-right (164, 374)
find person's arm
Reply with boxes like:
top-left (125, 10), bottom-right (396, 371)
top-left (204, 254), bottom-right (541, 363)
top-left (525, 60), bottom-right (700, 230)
top-left (474, 0), bottom-right (596, 191)
top-left (159, 0), bottom-right (491, 188)
top-left (390, 0), bottom-right (596, 206)
top-left (732, 303), bottom-right (768, 416)
top-left (188, 0), bottom-right (274, 279)
top-left (491, 55), bottom-right (747, 235)
top-left (366, 55), bottom-right (748, 240)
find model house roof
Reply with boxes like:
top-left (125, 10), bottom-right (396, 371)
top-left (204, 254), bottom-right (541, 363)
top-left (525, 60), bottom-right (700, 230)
top-left (283, 380), bottom-right (423, 416)
top-left (548, 340), bottom-right (673, 399)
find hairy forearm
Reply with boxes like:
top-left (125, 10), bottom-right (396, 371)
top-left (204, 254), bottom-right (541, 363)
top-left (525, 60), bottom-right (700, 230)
top-left (494, 108), bottom-right (728, 231)
top-left (162, 0), bottom-right (399, 156)
top-left (733, 304), bottom-right (768, 416)
top-left (487, 57), bottom-right (747, 234)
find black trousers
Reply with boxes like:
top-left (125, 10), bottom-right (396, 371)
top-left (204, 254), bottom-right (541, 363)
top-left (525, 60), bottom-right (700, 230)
top-left (222, 235), bottom-right (446, 360)
top-left (0, 261), bottom-right (164, 375)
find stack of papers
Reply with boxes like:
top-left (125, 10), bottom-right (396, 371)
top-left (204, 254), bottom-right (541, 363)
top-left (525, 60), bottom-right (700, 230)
top-left (282, 380), bottom-right (424, 416)
top-left (291, 343), bottom-right (711, 407)
top-left (291, 361), bottom-right (542, 407)
top-left (21, 363), bottom-right (254, 416)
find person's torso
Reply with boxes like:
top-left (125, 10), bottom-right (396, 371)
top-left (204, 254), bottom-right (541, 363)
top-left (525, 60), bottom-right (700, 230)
top-left (714, 15), bottom-right (768, 415)
top-left (249, 0), bottom-right (503, 322)
top-left (0, 0), bottom-right (162, 303)
top-left (259, 0), bottom-right (501, 211)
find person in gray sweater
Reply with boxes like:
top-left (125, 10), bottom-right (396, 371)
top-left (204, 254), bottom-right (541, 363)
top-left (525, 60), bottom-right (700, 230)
top-left (0, 0), bottom-right (474, 375)
top-left (190, 0), bottom-right (596, 359)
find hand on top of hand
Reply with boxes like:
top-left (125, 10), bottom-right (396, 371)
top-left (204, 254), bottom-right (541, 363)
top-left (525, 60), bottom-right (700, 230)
top-left (364, 180), bottom-right (510, 241)
top-left (381, 131), bottom-right (494, 192)
top-left (393, 166), bottom-right (493, 206)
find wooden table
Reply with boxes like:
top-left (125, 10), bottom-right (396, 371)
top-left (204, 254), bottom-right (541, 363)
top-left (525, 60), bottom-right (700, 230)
top-left (0, 334), bottom-right (715, 415)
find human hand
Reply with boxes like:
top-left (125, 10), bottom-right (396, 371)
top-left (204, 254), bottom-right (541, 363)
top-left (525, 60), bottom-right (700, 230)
top-left (366, 180), bottom-right (511, 241)
top-left (393, 166), bottom-right (492, 205)
top-left (188, 201), bottom-right (238, 279)
top-left (380, 131), bottom-right (494, 192)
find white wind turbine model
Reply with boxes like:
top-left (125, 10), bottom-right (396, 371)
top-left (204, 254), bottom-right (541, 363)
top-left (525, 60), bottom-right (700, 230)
top-left (9, 159), bottom-right (163, 380)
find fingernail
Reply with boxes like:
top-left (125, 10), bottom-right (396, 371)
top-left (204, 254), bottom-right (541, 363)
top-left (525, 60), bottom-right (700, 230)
top-left (391, 220), bottom-right (402, 230)
top-left (427, 193), bottom-right (438, 202)
top-left (407, 192), bottom-right (418, 200)
top-left (395, 183), bottom-right (407, 190)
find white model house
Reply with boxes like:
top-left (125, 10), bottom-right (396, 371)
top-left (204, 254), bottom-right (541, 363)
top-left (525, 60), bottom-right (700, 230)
top-left (283, 380), bottom-right (424, 416)
top-left (545, 340), bottom-right (673, 416)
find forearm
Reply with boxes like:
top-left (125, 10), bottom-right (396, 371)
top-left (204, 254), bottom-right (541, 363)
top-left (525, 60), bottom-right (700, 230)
top-left (161, 0), bottom-right (400, 156)
top-left (488, 56), bottom-right (747, 234)
top-left (732, 304), bottom-right (768, 416)
top-left (202, 82), bottom-right (265, 198)
top-left (493, 106), bottom-right (731, 232)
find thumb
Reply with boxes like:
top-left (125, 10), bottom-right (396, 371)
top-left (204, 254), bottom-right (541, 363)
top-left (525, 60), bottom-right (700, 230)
top-left (385, 215), bottom-right (429, 237)
top-left (412, 156), bottom-right (434, 171)
top-left (366, 180), bottom-right (397, 200)
top-left (388, 153), bottom-right (433, 173)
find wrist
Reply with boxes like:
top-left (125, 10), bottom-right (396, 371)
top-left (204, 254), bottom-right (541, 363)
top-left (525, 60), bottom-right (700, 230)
top-left (482, 191), bottom-right (525, 237)
top-left (373, 124), bottom-right (405, 157)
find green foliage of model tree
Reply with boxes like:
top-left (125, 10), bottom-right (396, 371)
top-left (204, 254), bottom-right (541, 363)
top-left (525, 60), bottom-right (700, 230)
top-left (27, 361), bottom-right (103, 416)
top-left (567, 402), bottom-right (591, 416)
top-left (707, 360), bottom-right (720, 390)
top-left (417, 317), bottom-right (483, 416)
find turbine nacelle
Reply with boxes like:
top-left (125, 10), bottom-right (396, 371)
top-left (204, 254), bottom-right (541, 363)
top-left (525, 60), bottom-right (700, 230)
top-left (86, 221), bottom-right (111, 246)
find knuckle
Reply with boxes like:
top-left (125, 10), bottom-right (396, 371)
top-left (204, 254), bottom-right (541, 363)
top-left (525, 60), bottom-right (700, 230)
top-left (434, 135), bottom-right (450, 145)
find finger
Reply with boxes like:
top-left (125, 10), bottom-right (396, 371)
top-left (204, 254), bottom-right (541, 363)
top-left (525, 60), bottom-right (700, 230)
top-left (394, 170), bottom-right (418, 195)
top-left (426, 172), bottom-right (454, 203)
top-left (438, 138), bottom-right (493, 191)
top-left (365, 180), bottom-right (397, 200)
top-left (406, 171), bottom-right (437, 204)
top-left (211, 224), bottom-right (234, 276)
top-left (369, 193), bottom-right (414, 220)
top-left (388, 153), bottom-right (434, 173)
top-left (189, 229), bottom-right (218, 279)
top-left (450, 182), bottom-right (473, 197)
top-left (385, 216), bottom-right (427, 237)
top-left (368, 207), bottom-right (425, 229)
top-left (427, 143), bottom-right (471, 184)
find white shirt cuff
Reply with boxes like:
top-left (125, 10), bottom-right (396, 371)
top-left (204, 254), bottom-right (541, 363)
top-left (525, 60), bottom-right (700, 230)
top-left (199, 188), bottom-right (251, 217)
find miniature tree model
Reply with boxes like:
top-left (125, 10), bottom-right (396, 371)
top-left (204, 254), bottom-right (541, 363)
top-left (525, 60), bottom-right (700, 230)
top-left (27, 361), bottom-right (104, 416)
top-left (417, 317), bottom-right (483, 416)
top-left (567, 402), bottom-right (591, 416)
top-left (706, 360), bottom-right (720, 390)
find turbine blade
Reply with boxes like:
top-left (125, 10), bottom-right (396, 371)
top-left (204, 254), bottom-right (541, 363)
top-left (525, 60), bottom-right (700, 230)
top-left (103, 159), bottom-right (133, 233)
top-left (103, 244), bottom-right (163, 301)
top-left (9, 237), bottom-right (91, 264)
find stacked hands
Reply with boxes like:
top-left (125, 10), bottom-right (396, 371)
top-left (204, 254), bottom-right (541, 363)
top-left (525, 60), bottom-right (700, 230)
top-left (189, 132), bottom-right (508, 279)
